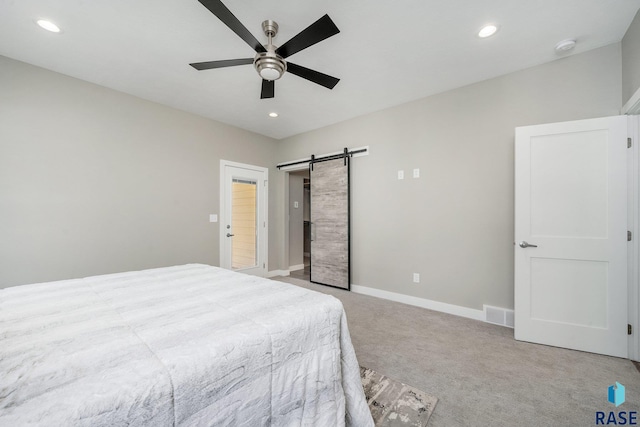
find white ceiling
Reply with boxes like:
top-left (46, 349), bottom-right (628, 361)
top-left (1, 0), bottom-right (639, 139)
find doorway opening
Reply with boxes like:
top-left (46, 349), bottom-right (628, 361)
top-left (220, 160), bottom-right (268, 277)
top-left (288, 170), bottom-right (310, 281)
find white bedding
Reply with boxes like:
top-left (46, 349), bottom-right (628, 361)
top-left (0, 264), bottom-right (373, 426)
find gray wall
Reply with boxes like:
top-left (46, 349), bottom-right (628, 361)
top-left (288, 174), bottom-right (304, 268)
top-left (276, 44), bottom-right (622, 311)
top-left (623, 10), bottom-right (640, 106)
top-left (0, 56), bottom-right (281, 288)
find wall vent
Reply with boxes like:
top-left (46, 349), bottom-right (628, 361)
top-left (484, 305), bottom-right (514, 328)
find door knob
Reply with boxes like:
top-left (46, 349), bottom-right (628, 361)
top-left (519, 241), bottom-right (538, 248)
top-left (226, 233), bottom-right (234, 237)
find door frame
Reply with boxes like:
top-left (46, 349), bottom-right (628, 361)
top-left (629, 115), bottom-right (640, 361)
top-left (219, 160), bottom-right (268, 276)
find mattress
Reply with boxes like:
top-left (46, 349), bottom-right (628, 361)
top-left (0, 264), bottom-right (373, 426)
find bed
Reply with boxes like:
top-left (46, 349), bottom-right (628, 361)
top-left (0, 264), bottom-right (373, 426)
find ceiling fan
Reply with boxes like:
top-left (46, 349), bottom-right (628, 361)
top-left (190, 0), bottom-right (340, 99)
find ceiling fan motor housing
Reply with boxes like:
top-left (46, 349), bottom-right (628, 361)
top-left (254, 20), bottom-right (286, 80)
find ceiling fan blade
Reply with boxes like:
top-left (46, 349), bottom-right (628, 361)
top-left (286, 62), bottom-right (339, 89)
top-left (261, 79), bottom-right (275, 99)
top-left (275, 14), bottom-right (339, 59)
top-left (197, 0), bottom-right (267, 53)
top-left (190, 58), bottom-right (254, 70)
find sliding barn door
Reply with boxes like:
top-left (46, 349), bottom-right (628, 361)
top-left (310, 157), bottom-right (350, 289)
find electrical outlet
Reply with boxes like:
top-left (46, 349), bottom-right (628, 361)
top-left (294, 201), bottom-right (299, 208)
top-left (413, 168), bottom-right (420, 178)
top-left (398, 170), bottom-right (404, 180)
top-left (413, 273), bottom-right (420, 283)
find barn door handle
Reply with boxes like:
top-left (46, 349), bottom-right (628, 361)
top-left (519, 241), bottom-right (537, 248)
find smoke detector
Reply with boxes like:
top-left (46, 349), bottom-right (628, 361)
top-left (555, 39), bottom-right (576, 52)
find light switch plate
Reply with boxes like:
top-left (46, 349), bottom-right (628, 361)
top-left (209, 214), bottom-right (218, 223)
top-left (398, 170), bottom-right (404, 180)
top-left (294, 201), bottom-right (299, 208)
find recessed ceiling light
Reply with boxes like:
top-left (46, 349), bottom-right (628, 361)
top-left (36, 19), bottom-right (61, 33)
top-left (268, 112), bottom-right (278, 118)
top-left (555, 39), bottom-right (576, 52)
top-left (478, 24), bottom-right (499, 38)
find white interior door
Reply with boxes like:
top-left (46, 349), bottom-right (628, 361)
top-left (514, 116), bottom-right (629, 358)
top-left (220, 161), bottom-right (268, 276)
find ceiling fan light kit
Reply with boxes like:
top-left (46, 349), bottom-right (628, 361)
top-left (190, 0), bottom-right (340, 99)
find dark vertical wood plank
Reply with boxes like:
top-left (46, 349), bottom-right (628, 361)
top-left (310, 157), bottom-right (349, 289)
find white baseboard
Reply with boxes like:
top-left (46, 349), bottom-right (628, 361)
top-left (350, 284), bottom-right (486, 322)
top-left (267, 270), bottom-right (290, 278)
top-left (351, 284), bottom-right (515, 328)
top-left (289, 264), bottom-right (305, 272)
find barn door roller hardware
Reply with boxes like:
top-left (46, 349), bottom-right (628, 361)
top-left (277, 147), bottom-right (368, 170)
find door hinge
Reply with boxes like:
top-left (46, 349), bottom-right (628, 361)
top-left (263, 263), bottom-right (265, 269)
top-left (628, 138), bottom-right (632, 148)
top-left (629, 324), bottom-right (633, 335)
top-left (628, 231), bottom-right (633, 241)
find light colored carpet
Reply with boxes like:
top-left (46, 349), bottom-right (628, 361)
top-left (274, 276), bottom-right (640, 427)
top-left (361, 366), bottom-right (437, 426)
